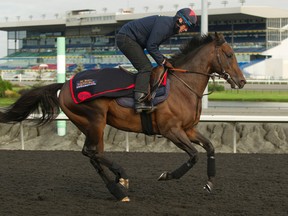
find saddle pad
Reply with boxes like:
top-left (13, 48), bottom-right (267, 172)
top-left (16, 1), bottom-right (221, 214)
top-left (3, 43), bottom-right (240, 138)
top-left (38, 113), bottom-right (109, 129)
top-left (116, 79), bottom-right (170, 108)
top-left (70, 68), bottom-right (136, 104)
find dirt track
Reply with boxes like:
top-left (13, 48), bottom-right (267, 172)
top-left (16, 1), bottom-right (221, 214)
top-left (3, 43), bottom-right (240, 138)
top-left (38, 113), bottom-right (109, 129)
top-left (0, 151), bottom-right (287, 216)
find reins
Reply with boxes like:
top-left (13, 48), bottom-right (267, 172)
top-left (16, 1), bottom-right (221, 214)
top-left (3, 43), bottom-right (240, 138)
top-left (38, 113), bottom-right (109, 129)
top-left (168, 68), bottom-right (220, 98)
top-left (167, 44), bottom-right (233, 98)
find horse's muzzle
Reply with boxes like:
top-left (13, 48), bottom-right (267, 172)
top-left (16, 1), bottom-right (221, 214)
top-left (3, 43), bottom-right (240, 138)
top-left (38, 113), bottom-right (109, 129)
top-left (228, 78), bottom-right (246, 89)
top-left (239, 79), bottom-right (246, 89)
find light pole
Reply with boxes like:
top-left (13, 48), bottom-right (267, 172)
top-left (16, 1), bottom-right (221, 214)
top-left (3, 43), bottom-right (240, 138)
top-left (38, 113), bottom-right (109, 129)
top-left (202, 0), bottom-right (209, 109)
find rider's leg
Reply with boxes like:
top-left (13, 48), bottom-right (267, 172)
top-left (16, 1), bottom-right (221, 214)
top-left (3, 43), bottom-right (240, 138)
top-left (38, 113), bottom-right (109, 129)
top-left (116, 34), bottom-right (153, 112)
top-left (134, 71), bottom-right (152, 112)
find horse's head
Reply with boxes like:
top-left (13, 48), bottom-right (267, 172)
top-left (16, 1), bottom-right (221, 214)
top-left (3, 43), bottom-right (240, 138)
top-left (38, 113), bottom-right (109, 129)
top-left (212, 32), bottom-right (246, 89)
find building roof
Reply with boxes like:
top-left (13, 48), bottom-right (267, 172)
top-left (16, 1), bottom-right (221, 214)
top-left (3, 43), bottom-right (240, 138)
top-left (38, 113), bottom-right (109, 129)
top-left (0, 6), bottom-right (287, 31)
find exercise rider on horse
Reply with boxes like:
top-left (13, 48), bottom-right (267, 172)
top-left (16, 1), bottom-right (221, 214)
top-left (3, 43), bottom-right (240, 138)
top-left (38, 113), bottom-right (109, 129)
top-left (116, 8), bottom-right (197, 113)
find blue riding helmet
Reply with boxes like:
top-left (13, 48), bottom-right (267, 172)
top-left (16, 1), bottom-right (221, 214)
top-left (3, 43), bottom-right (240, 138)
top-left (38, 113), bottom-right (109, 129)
top-left (176, 8), bottom-right (197, 28)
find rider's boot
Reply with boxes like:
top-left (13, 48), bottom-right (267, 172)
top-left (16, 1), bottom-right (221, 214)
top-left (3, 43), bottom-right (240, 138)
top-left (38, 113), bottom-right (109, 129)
top-left (134, 92), bottom-right (153, 113)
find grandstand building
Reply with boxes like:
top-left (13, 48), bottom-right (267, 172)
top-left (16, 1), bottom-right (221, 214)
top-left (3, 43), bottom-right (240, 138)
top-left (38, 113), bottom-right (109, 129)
top-left (0, 6), bottom-right (287, 79)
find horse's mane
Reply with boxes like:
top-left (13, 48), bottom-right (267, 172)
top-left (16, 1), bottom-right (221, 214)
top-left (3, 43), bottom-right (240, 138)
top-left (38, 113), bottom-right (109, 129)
top-left (170, 34), bottom-right (214, 66)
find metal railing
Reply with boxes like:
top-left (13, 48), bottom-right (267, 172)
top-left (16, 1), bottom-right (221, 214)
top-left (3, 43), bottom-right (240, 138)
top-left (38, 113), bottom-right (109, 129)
top-left (17, 114), bottom-right (288, 153)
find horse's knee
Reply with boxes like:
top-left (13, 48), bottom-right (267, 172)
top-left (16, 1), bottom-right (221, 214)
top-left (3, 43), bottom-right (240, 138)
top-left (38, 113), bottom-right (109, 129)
top-left (207, 146), bottom-right (215, 157)
top-left (204, 140), bottom-right (215, 157)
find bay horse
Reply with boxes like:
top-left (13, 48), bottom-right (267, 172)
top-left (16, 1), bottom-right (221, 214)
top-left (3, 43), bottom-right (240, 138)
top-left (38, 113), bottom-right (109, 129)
top-left (0, 32), bottom-right (246, 202)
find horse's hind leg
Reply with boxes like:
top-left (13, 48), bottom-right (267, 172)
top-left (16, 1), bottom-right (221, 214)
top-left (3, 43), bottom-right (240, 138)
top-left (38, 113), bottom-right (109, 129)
top-left (186, 128), bottom-right (215, 192)
top-left (88, 152), bottom-right (130, 201)
top-left (59, 84), bottom-right (129, 201)
top-left (81, 127), bottom-right (130, 202)
top-left (82, 143), bottom-right (129, 188)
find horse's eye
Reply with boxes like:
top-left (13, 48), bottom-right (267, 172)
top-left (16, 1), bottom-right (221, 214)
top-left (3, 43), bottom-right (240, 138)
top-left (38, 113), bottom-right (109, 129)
top-left (226, 53), bottom-right (233, 58)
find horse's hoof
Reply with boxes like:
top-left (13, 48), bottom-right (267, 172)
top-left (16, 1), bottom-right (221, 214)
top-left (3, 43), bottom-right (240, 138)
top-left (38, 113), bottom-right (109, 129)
top-left (119, 178), bottom-right (129, 189)
top-left (158, 171), bottom-right (172, 181)
top-left (203, 181), bottom-right (213, 193)
top-left (121, 196), bottom-right (130, 202)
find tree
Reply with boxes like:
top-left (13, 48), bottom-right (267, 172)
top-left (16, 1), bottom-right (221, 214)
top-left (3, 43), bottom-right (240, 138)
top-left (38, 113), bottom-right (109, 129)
top-left (173, 4), bottom-right (179, 11)
top-left (221, 1), bottom-right (228, 7)
top-left (73, 63), bottom-right (85, 74)
top-left (239, 0), bottom-right (246, 6)
top-left (0, 77), bottom-right (12, 98)
top-left (144, 6), bottom-right (149, 13)
top-left (189, 3), bottom-right (195, 9)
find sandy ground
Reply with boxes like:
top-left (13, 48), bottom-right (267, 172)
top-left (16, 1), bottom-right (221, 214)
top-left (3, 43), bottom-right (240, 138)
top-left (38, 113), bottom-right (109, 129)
top-left (0, 151), bottom-right (287, 216)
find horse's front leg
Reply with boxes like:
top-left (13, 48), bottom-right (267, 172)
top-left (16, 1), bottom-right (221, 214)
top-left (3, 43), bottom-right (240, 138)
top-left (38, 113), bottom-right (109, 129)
top-left (82, 137), bottom-right (130, 202)
top-left (158, 127), bottom-right (199, 181)
top-left (186, 128), bottom-right (215, 192)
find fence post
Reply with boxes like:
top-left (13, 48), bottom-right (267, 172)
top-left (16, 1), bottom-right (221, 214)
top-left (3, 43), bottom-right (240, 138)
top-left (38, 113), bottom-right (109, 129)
top-left (125, 132), bottom-right (129, 152)
top-left (57, 37), bottom-right (66, 136)
top-left (20, 122), bottom-right (24, 150)
top-left (232, 122), bottom-right (237, 153)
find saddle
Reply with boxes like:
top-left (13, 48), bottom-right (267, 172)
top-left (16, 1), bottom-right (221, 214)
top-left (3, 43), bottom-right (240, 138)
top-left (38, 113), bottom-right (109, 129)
top-left (119, 65), bottom-right (167, 101)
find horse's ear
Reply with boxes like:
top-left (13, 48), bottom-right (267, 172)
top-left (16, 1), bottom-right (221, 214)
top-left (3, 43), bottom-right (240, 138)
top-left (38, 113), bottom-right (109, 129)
top-left (215, 32), bottom-right (225, 45)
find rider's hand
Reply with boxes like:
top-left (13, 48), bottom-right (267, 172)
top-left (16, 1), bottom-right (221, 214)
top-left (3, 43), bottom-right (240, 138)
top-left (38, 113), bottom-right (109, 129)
top-left (162, 59), bottom-right (174, 69)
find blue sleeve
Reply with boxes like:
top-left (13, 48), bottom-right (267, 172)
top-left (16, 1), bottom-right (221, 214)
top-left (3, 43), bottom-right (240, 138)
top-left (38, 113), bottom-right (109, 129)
top-left (146, 19), bottom-right (172, 65)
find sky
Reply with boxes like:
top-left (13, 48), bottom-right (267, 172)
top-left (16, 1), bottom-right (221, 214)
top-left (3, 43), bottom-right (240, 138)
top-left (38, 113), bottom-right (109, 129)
top-left (1, 0), bottom-right (288, 57)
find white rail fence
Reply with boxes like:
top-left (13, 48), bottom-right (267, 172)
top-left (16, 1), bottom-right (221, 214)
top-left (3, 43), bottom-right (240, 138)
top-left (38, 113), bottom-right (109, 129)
top-left (17, 114), bottom-right (288, 153)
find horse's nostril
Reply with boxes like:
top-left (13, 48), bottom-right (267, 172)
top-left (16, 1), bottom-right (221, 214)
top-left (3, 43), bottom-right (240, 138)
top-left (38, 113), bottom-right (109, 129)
top-left (240, 80), bottom-right (246, 88)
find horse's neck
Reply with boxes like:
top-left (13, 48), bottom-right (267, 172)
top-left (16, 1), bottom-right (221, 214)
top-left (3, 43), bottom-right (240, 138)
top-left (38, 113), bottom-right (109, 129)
top-left (174, 56), bottom-right (211, 96)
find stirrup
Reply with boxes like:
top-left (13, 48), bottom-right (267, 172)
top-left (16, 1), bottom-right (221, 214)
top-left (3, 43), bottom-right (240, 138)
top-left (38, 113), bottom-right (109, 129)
top-left (135, 102), bottom-right (154, 113)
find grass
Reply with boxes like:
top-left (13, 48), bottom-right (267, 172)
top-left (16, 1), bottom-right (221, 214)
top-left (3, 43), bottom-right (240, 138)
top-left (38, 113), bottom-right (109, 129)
top-left (0, 98), bottom-right (18, 107)
top-left (208, 90), bottom-right (288, 102)
top-left (0, 89), bottom-right (287, 108)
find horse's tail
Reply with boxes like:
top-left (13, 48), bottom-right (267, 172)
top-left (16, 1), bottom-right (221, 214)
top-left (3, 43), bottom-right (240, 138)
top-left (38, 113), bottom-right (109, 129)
top-left (0, 83), bottom-right (64, 125)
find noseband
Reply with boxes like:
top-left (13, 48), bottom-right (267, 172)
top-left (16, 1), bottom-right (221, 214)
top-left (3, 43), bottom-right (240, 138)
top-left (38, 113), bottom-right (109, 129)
top-left (215, 44), bottom-right (233, 84)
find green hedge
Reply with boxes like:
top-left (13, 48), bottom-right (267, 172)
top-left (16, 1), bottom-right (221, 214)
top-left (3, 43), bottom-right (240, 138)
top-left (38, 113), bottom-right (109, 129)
top-left (0, 77), bottom-right (12, 97)
top-left (208, 83), bottom-right (225, 92)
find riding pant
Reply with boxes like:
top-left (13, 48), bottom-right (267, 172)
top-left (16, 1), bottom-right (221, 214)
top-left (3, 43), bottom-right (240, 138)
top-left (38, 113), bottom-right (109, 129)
top-left (116, 34), bottom-right (153, 94)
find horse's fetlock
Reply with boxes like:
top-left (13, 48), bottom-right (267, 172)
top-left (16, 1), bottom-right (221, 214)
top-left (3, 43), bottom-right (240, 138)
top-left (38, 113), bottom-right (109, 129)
top-left (190, 154), bottom-right (199, 164)
top-left (82, 146), bottom-right (97, 158)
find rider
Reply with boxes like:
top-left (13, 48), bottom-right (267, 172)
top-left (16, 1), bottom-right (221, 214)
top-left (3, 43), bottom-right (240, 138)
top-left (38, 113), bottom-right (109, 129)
top-left (116, 8), bottom-right (197, 113)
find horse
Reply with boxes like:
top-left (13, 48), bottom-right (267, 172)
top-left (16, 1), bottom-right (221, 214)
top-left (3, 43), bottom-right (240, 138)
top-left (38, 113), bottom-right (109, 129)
top-left (0, 32), bottom-right (246, 202)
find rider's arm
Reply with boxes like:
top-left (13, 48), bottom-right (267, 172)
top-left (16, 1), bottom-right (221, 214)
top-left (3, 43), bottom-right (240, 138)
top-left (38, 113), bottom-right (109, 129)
top-left (146, 17), bottom-right (175, 65)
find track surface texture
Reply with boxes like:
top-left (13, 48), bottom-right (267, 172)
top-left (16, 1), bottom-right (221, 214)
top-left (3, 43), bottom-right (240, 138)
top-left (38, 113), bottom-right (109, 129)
top-left (0, 151), bottom-right (287, 216)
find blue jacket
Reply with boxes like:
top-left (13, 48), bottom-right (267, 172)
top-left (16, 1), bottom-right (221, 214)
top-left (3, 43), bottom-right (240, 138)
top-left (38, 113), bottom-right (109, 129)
top-left (118, 15), bottom-right (177, 65)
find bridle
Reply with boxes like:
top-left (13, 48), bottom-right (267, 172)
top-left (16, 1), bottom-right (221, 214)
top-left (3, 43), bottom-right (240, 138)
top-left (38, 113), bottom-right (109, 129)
top-left (168, 42), bottom-right (234, 98)
top-left (215, 43), bottom-right (234, 85)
